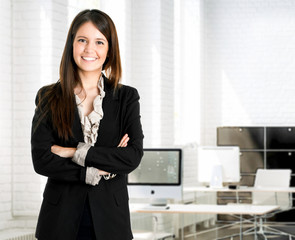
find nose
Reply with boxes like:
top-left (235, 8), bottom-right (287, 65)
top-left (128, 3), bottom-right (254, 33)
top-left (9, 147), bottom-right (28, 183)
top-left (84, 41), bottom-right (95, 53)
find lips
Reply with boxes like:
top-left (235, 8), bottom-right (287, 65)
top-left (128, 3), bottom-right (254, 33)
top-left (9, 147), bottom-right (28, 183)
top-left (82, 56), bottom-right (97, 61)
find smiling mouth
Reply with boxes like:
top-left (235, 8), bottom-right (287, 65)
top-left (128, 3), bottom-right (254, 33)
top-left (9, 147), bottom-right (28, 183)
top-left (82, 56), bottom-right (97, 61)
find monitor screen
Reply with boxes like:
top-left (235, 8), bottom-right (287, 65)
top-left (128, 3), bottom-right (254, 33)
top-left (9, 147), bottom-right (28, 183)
top-left (197, 146), bottom-right (240, 186)
top-left (127, 148), bottom-right (182, 203)
top-left (128, 149), bottom-right (181, 185)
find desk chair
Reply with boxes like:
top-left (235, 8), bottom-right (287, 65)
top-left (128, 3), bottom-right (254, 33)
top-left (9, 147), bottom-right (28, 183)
top-left (252, 169), bottom-right (291, 208)
top-left (132, 216), bottom-right (175, 240)
top-left (245, 169), bottom-right (294, 239)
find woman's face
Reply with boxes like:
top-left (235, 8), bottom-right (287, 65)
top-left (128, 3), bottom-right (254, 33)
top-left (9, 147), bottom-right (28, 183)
top-left (73, 21), bottom-right (109, 77)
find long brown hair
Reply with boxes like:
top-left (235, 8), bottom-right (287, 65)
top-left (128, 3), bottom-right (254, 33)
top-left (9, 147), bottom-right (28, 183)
top-left (37, 9), bottom-right (122, 140)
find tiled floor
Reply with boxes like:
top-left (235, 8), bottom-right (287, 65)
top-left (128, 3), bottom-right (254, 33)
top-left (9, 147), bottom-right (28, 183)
top-left (178, 222), bottom-right (295, 240)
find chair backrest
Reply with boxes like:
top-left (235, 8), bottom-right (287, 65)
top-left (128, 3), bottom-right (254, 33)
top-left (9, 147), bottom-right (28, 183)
top-left (252, 169), bottom-right (291, 209)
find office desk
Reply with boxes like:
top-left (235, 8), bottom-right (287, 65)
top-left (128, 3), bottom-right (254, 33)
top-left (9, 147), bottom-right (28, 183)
top-left (130, 203), bottom-right (279, 239)
top-left (184, 186), bottom-right (295, 208)
top-left (130, 203), bottom-right (279, 215)
top-left (182, 186), bottom-right (295, 239)
top-left (184, 186), bottom-right (295, 193)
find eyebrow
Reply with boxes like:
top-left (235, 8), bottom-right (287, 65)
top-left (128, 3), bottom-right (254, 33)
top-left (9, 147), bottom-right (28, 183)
top-left (76, 36), bottom-right (107, 41)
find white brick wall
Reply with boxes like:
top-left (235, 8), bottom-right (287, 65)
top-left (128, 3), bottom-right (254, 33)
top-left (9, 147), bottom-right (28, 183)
top-left (0, 0), bottom-right (13, 230)
top-left (128, 0), bottom-right (177, 147)
top-left (174, 0), bottom-right (202, 146)
top-left (203, 0), bottom-right (295, 145)
top-left (160, 0), bottom-right (175, 146)
top-left (130, 0), bottom-right (162, 147)
top-left (12, 0), bottom-right (54, 217)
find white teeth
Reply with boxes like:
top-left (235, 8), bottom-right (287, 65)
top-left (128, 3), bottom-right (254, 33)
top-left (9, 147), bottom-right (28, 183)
top-left (82, 57), bottom-right (96, 61)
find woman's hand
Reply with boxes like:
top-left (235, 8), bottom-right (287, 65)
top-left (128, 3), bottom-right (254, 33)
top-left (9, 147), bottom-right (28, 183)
top-left (51, 145), bottom-right (76, 158)
top-left (117, 134), bottom-right (129, 147)
top-left (98, 169), bottom-right (111, 175)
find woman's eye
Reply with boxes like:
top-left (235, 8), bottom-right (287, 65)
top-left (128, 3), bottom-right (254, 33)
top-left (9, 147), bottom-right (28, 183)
top-left (78, 39), bottom-right (86, 43)
top-left (97, 41), bottom-right (104, 45)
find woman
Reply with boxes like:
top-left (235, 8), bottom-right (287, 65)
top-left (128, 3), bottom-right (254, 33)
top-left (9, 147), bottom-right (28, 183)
top-left (31, 9), bottom-right (144, 240)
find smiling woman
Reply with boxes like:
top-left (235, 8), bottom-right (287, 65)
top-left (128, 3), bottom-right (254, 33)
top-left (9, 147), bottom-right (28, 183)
top-left (73, 21), bottom-right (110, 116)
top-left (73, 22), bottom-right (109, 78)
top-left (31, 9), bottom-right (144, 240)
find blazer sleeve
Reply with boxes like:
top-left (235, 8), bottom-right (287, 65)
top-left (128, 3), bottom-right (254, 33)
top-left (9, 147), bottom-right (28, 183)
top-left (84, 87), bottom-right (144, 174)
top-left (31, 89), bottom-right (86, 182)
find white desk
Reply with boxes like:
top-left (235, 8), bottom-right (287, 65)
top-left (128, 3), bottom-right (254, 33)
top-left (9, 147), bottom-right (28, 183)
top-left (184, 186), bottom-right (295, 208)
top-left (184, 186), bottom-right (295, 193)
top-left (130, 203), bottom-right (279, 240)
top-left (182, 186), bottom-right (295, 239)
top-left (130, 203), bottom-right (279, 215)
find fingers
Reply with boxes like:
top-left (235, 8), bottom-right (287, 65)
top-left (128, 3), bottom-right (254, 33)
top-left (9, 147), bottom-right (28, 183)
top-left (98, 169), bottom-right (110, 175)
top-left (118, 134), bottom-right (129, 147)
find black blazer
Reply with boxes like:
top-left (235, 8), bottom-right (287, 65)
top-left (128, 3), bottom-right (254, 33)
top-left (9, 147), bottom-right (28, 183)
top-left (31, 77), bottom-right (144, 240)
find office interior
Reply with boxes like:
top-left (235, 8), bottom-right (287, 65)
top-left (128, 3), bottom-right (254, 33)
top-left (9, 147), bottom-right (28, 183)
top-left (2, 0), bottom-right (295, 239)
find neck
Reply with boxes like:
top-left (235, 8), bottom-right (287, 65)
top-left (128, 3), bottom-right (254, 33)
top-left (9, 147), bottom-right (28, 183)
top-left (79, 71), bottom-right (102, 90)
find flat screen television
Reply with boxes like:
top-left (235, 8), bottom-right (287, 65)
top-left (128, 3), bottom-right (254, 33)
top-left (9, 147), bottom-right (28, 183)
top-left (127, 148), bottom-right (182, 206)
top-left (197, 146), bottom-right (240, 188)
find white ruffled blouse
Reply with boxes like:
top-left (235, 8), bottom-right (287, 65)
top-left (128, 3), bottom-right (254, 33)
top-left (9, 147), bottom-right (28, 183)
top-left (72, 76), bottom-right (106, 186)
top-left (75, 78), bottom-right (105, 146)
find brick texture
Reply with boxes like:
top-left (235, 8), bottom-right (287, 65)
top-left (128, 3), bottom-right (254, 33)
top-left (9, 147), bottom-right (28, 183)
top-left (0, 0), bottom-right (13, 230)
top-left (203, 0), bottom-right (295, 145)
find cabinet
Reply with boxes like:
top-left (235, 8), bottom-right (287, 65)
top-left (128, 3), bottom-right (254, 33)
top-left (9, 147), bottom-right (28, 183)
top-left (217, 126), bottom-right (295, 221)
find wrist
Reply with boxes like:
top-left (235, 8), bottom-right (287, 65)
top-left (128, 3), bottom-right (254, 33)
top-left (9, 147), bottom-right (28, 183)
top-left (67, 148), bottom-right (77, 158)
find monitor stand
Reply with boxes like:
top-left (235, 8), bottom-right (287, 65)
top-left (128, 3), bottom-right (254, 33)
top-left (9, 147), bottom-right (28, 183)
top-left (150, 198), bottom-right (168, 207)
top-left (210, 164), bottom-right (223, 188)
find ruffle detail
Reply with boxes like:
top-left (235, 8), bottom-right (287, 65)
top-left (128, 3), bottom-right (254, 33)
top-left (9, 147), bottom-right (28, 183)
top-left (75, 76), bottom-right (105, 146)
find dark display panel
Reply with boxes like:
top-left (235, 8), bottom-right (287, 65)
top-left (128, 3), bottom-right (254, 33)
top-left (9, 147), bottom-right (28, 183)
top-left (217, 127), bottom-right (264, 150)
top-left (267, 127), bottom-right (295, 149)
top-left (266, 151), bottom-right (295, 174)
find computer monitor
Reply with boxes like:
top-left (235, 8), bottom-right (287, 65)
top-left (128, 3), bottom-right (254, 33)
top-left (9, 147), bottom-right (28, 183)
top-left (197, 146), bottom-right (240, 188)
top-left (127, 148), bottom-right (182, 206)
